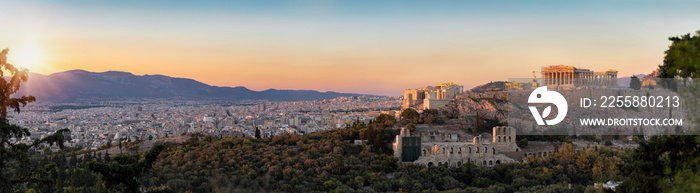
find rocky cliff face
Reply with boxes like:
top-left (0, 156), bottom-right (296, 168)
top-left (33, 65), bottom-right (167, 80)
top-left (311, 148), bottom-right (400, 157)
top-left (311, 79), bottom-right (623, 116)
top-left (450, 91), bottom-right (508, 119)
top-left (439, 91), bottom-right (509, 134)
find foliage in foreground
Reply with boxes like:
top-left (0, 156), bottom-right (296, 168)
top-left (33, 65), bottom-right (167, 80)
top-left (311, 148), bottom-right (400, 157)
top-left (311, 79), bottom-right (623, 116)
top-left (1, 48), bottom-right (69, 192)
top-left (141, 124), bottom-right (627, 193)
top-left (618, 135), bottom-right (700, 193)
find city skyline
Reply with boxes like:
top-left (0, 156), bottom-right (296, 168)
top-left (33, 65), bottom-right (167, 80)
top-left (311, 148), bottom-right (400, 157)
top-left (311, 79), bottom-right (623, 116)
top-left (2, 0), bottom-right (699, 96)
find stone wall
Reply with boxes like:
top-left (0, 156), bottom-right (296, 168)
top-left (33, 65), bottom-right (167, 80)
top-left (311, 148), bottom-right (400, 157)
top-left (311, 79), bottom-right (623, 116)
top-left (394, 126), bottom-right (523, 167)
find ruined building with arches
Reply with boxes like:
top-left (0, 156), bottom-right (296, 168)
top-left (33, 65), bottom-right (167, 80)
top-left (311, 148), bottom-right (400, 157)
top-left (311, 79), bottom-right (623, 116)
top-left (393, 126), bottom-right (524, 167)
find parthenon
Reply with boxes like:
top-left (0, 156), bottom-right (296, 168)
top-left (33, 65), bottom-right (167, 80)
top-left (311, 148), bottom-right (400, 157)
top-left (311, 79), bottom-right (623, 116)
top-left (542, 65), bottom-right (617, 88)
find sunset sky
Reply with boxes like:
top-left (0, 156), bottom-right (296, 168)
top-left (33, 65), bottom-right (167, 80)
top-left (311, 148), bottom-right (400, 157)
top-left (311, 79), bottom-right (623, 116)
top-left (1, 0), bottom-right (699, 96)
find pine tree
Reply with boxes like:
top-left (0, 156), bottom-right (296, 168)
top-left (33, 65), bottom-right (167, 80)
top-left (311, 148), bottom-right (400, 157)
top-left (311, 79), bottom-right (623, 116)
top-left (630, 75), bottom-right (641, 90)
top-left (0, 48), bottom-right (70, 191)
top-left (88, 144), bottom-right (165, 193)
top-left (70, 152), bottom-right (78, 166)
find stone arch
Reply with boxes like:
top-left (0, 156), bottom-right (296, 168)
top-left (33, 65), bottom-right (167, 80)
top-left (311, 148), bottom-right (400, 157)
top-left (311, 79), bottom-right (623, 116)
top-left (508, 136), bottom-right (512, 142)
top-left (458, 147), bottom-right (462, 155)
top-left (438, 162), bottom-right (442, 166)
top-left (423, 149), bottom-right (427, 156)
top-left (492, 148), bottom-right (496, 155)
top-left (538, 152), bottom-right (542, 157)
top-left (442, 148), bottom-right (446, 155)
top-left (516, 148), bottom-right (519, 152)
top-left (496, 160), bottom-right (501, 164)
top-left (469, 147), bottom-right (472, 153)
top-left (476, 147), bottom-right (479, 153)
top-left (543, 152), bottom-right (548, 157)
top-left (458, 161), bottom-right (462, 166)
top-left (428, 162), bottom-right (434, 167)
top-left (450, 147), bottom-right (454, 154)
top-left (498, 136), bottom-right (501, 142)
top-left (484, 147), bottom-right (488, 153)
top-left (489, 160), bottom-right (493, 165)
top-left (483, 160), bottom-right (487, 166)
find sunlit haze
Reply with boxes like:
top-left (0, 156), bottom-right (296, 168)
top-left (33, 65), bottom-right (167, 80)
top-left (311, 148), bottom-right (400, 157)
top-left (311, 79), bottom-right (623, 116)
top-left (8, 43), bottom-right (47, 71)
top-left (1, 0), bottom-right (699, 96)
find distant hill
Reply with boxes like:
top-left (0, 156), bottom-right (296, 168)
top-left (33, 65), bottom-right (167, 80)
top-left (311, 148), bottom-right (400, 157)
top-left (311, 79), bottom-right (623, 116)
top-left (617, 74), bottom-right (647, 87)
top-left (469, 81), bottom-right (507, 92)
top-left (11, 70), bottom-right (376, 102)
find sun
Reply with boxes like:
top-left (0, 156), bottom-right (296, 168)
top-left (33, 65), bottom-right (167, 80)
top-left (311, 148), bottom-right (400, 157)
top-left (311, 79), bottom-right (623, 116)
top-left (8, 43), bottom-right (45, 71)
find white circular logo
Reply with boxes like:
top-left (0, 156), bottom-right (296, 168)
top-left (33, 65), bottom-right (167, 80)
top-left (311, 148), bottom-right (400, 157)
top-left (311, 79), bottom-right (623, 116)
top-left (528, 86), bottom-right (568, 125)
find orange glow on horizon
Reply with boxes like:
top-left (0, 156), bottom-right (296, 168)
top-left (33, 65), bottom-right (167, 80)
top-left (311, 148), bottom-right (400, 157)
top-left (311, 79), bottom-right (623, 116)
top-left (3, 1), bottom-right (692, 96)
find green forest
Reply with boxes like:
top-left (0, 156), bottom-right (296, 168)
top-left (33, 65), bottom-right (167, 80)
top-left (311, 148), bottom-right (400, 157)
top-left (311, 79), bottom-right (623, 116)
top-left (5, 117), bottom-right (699, 193)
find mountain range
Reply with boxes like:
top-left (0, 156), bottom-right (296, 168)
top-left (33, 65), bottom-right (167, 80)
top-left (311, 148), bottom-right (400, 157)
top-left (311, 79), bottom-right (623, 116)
top-left (616, 74), bottom-right (647, 87)
top-left (11, 70), bottom-right (376, 102)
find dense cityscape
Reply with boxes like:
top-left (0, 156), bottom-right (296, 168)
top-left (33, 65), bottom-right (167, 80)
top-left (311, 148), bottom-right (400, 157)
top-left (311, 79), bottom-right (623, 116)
top-left (8, 96), bottom-right (401, 151)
